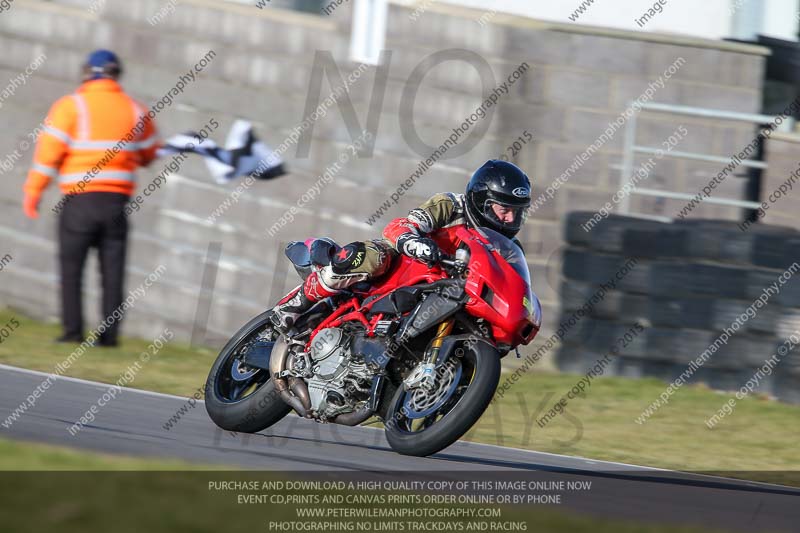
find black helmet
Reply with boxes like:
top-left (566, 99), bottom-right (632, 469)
top-left (465, 160), bottom-right (531, 238)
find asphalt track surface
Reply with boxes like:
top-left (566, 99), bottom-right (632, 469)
top-left (0, 364), bottom-right (798, 532)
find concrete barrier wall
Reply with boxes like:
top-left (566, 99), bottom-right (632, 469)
top-left (0, 0), bottom-right (772, 358)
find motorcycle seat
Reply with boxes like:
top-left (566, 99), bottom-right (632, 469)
top-left (285, 241), bottom-right (314, 280)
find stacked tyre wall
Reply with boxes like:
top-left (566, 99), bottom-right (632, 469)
top-left (556, 212), bottom-right (800, 404)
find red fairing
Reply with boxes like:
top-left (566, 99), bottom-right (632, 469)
top-left (456, 228), bottom-right (539, 346)
top-left (367, 255), bottom-right (447, 300)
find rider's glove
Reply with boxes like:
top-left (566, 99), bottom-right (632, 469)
top-left (397, 234), bottom-right (441, 264)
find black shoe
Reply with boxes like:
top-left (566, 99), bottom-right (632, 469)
top-left (55, 334), bottom-right (85, 344)
top-left (96, 338), bottom-right (119, 348)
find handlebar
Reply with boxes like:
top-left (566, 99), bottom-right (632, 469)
top-left (436, 254), bottom-right (466, 275)
top-left (439, 256), bottom-right (457, 267)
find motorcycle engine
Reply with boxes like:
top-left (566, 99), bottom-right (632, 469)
top-left (300, 327), bottom-right (372, 417)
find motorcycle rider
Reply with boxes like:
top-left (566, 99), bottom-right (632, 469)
top-left (270, 159), bottom-right (532, 331)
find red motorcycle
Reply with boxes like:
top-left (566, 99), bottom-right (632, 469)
top-left (205, 225), bottom-right (541, 456)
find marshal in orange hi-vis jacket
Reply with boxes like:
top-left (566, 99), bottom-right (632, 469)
top-left (23, 74), bottom-right (159, 218)
top-left (25, 50), bottom-right (161, 347)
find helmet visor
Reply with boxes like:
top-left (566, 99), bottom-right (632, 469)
top-left (483, 200), bottom-right (527, 232)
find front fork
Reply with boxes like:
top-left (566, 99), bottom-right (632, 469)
top-left (403, 319), bottom-right (455, 391)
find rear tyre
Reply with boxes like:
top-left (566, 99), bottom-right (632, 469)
top-left (205, 311), bottom-right (291, 433)
top-left (384, 341), bottom-right (500, 457)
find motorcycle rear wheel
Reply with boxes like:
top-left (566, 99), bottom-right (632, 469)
top-left (205, 311), bottom-right (292, 433)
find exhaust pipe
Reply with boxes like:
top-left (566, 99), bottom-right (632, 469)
top-left (333, 406), bottom-right (374, 426)
top-left (288, 377), bottom-right (312, 415)
top-left (280, 390), bottom-right (308, 418)
top-left (270, 335), bottom-right (311, 418)
top-left (269, 335), bottom-right (291, 382)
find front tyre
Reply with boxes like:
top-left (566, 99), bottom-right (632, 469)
top-left (205, 311), bottom-right (291, 433)
top-left (384, 341), bottom-right (500, 457)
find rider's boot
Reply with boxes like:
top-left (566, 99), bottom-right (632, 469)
top-left (270, 271), bottom-right (339, 332)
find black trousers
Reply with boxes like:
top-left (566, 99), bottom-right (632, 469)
top-left (58, 192), bottom-right (129, 343)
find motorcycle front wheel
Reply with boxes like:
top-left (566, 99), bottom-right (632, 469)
top-left (384, 340), bottom-right (500, 457)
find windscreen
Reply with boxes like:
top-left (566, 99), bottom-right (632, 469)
top-left (479, 228), bottom-right (531, 285)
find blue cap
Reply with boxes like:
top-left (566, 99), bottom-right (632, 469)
top-left (85, 49), bottom-right (121, 79)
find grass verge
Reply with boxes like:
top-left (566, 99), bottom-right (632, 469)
top-left (0, 436), bottom-right (206, 470)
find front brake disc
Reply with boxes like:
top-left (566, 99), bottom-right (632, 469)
top-left (402, 359), bottom-right (462, 420)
